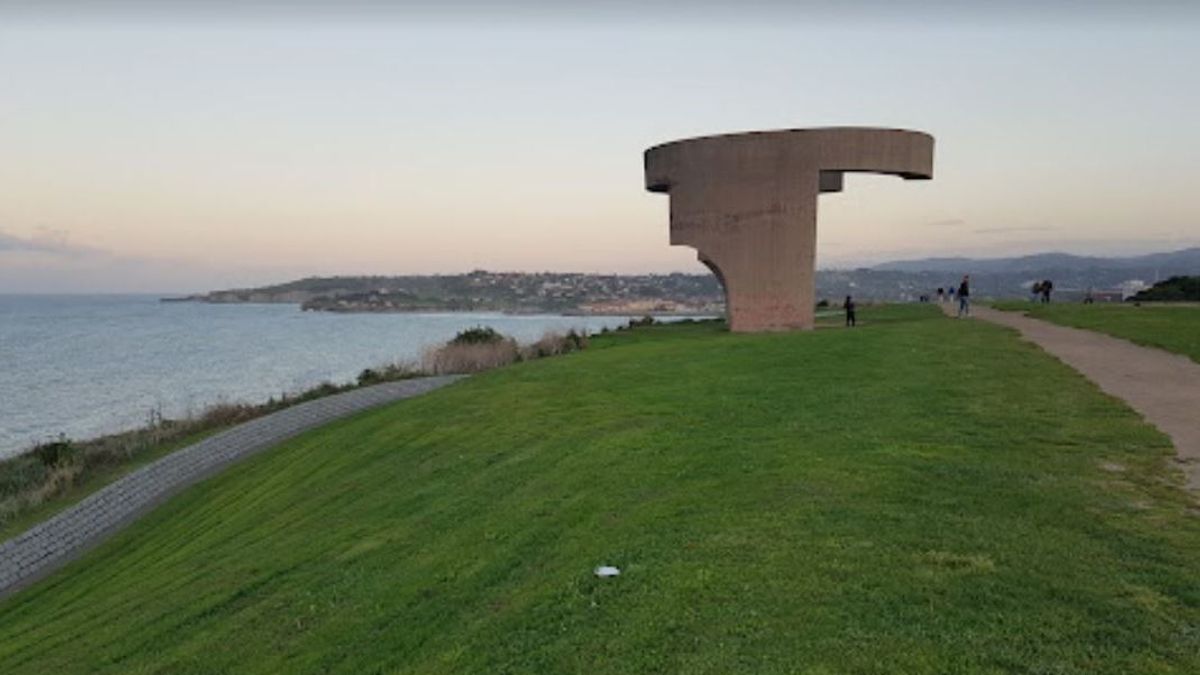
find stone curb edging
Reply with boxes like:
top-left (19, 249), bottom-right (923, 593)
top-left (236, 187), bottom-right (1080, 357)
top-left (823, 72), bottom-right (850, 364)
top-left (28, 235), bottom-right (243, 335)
top-left (0, 375), bottom-right (465, 601)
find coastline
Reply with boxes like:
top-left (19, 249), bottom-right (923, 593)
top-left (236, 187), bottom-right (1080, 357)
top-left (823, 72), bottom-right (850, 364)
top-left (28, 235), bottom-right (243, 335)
top-left (1, 297), bottom-right (650, 461)
top-left (160, 296), bottom-right (722, 317)
top-left (0, 314), bottom-right (655, 546)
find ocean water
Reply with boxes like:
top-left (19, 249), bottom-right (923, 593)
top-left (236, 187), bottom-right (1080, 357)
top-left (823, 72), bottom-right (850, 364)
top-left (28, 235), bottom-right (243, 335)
top-left (0, 295), bottom-right (643, 459)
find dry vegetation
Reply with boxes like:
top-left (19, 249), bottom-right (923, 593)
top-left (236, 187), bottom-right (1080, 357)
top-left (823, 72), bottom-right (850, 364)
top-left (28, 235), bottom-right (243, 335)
top-left (0, 388), bottom-right (352, 532)
top-left (423, 338), bottom-right (521, 375)
top-left (1, 324), bottom-right (613, 536)
top-left (422, 327), bottom-right (589, 374)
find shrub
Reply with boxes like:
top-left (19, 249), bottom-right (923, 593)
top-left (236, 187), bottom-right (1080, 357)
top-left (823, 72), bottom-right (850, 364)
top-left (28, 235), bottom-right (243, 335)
top-left (1130, 276), bottom-right (1200, 302)
top-left (450, 326), bottom-right (505, 346)
top-left (0, 456), bottom-right (47, 499)
top-left (291, 383), bottom-right (344, 404)
top-left (357, 361), bottom-right (421, 386)
top-left (197, 402), bottom-right (259, 428)
top-left (26, 462), bottom-right (84, 507)
top-left (522, 330), bottom-right (590, 360)
top-left (617, 316), bottom-right (657, 332)
top-left (81, 429), bottom-right (156, 471)
top-left (424, 339), bottom-right (520, 374)
top-left (32, 439), bottom-right (79, 467)
top-left (0, 457), bottom-right (84, 523)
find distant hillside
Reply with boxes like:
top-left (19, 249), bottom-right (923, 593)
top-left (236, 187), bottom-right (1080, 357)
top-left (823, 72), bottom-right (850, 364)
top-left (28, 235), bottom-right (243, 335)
top-left (851, 247), bottom-right (1200, 300)
top-left (166, 271), bottom-right (725, 315)
top-left (874, 247), bottom-right (1200, 274)
top-left (166, 248), bottom-right (1200, 309)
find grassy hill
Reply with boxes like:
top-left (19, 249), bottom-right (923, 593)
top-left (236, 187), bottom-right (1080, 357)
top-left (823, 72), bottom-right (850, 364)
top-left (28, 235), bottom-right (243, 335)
top-left (2, 306), bottom-right (1198, 673)
top-left (992, 302), bottom-right (1200, 363)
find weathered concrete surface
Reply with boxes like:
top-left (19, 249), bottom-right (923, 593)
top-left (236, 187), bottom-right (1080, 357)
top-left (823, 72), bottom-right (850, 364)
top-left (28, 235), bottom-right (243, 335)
top-left (955, 305), bottom-right (1200, 490)
top-left (0, 376), bottom-right (464, 601)
top-left (645, 127), bottom-right (934, 332)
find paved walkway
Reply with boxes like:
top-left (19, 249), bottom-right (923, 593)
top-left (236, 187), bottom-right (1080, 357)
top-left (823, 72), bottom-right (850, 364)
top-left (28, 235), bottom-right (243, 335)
top-left (946, 302), bottom-right (1200, 490)
top-left (0, 376), bottom-right (464, 600)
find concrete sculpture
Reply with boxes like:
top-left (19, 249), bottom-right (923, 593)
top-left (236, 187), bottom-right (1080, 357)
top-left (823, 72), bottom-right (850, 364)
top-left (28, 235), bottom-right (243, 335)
top-left (644, 127), bottom-right (934, 332)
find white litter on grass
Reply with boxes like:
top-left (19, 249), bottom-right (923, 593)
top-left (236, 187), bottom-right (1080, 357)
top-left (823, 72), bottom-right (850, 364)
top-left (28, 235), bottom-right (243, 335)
top-left (594, 565), bottom-right (621, 578)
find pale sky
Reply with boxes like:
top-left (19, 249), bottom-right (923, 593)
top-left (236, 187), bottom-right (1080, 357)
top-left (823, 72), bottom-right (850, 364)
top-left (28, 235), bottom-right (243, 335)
top-left (2, 2), bottom-right (1199, 292)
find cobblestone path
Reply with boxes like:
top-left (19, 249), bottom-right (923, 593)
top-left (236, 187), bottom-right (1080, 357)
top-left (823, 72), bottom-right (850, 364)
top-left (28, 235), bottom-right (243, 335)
top-left (0, 376), bottom-right (464, 600)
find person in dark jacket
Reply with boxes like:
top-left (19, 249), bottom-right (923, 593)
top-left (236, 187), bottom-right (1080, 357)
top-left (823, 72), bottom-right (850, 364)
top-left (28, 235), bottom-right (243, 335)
top-left (957, 275), bottom-right (971, 317)
top-left (844, 295), bottom-right (857, 327)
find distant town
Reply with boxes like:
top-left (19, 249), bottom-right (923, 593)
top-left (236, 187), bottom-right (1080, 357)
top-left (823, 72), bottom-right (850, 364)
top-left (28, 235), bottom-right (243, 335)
top-left (165, 248), bottom-right (1200, 314)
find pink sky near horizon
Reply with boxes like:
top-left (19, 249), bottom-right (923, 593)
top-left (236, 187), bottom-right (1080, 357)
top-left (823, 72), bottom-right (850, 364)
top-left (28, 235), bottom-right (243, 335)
top-left (2, 5), bottom-right (1198, 292)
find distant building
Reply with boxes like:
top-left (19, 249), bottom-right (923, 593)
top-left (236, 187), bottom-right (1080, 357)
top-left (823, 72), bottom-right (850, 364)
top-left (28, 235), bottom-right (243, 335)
top-left (1120, 280), bottom-right (1149, 300)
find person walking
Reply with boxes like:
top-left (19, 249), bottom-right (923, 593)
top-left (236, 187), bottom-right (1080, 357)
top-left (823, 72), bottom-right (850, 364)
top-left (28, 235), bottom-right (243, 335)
top-left (957, 275), bottom-right (971, 317)
top-left (844, 295), bottom-right (857, 327)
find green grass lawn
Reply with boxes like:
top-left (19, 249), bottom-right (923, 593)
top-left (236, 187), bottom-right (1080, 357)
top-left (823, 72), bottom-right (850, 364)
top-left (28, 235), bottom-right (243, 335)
top-left (991, 301), bottom-right (1200, 363)
top-left (2, 305), bottom-right (1198, 674)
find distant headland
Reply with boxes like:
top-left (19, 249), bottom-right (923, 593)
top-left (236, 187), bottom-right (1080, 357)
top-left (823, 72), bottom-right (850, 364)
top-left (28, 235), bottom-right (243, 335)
top-left (162, 271), bottom-right (725, 315)
top-left (163, 248), bottom-right (1200, 312)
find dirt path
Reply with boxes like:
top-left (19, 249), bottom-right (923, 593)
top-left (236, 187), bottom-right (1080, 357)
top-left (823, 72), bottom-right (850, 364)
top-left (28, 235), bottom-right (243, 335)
top-left (944, 302), bottom-right (1200, 490)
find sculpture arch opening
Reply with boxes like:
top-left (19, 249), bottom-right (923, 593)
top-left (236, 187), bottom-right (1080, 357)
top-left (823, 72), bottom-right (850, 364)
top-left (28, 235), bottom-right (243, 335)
top-left (698, 254), bottom-right (730, 316)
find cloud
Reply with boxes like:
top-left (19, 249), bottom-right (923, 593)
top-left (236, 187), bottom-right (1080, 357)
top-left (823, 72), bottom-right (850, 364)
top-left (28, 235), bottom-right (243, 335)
top-left (924, 219), bottom-right (966, 228)
top-left (0, 226), bottom-right (319, 293)
top-left (0, 227), bottom-right (108, 258)
top-left (972, 226), bottom-right (1058, 235)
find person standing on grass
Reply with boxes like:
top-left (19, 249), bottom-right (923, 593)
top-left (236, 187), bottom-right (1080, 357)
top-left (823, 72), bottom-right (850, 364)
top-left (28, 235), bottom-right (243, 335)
top-left (1041, 279), bottom-right (1053, 303)
top-left (844, 295), bottom-right (857, 327)
top-left (957, 275), bottom-right (971, 317)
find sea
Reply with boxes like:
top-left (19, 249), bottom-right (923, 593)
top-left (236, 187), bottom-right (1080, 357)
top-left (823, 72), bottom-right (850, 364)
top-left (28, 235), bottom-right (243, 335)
top-left (0, 295), bottom-right (645, 460)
